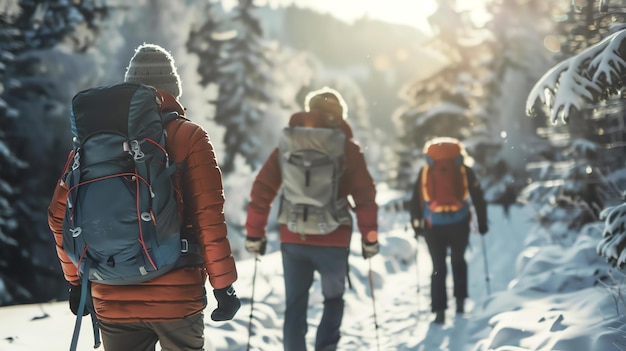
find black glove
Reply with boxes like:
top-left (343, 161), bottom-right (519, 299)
top-left (245, 236), bottom-right (267, 255)
top-left (362, 241), bottom-right (379, 259)
top-left (211, 285), bottom-right (241, 321)
top-left (479, 223), bottom-right (489, 235)
top-left (69, 284), bottom-right (90, 316)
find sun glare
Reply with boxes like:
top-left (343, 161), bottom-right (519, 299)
top-left (359, 1), bottom-right (438, 31)
top-left (257, 0), bottom-right (491, 33)
top-left (258, 0), bottom-right (437, 32)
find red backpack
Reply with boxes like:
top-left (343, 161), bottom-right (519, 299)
top-left (420, 137), bottom-right (470, 226)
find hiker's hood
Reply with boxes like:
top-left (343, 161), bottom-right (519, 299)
top-left (288, 110), bottom-right (353, 139)
top-left (157, 89), bottom-right (185, 116)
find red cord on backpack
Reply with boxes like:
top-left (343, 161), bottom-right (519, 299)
top-left (143, 138), bottom-right (170, 166)
top-left (134, 173), bottom-right (158, 271)
top-left (76, 245), bottom-right (89, 273)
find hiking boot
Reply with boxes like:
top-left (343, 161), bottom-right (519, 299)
top-left (433, 310), bottom-right (445, 324)
top-left (456, 298), bottom-right (465, 314)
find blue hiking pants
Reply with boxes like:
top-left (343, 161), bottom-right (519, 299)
top-left (423, 218), bottom-right (471, 312)
top-left (281, 243), bottom-right (349, 351)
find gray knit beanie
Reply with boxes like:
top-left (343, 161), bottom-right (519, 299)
top-left (124, 43), bottom-right (182, 98)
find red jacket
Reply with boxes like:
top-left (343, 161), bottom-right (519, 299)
top-left (48, 90), bottom-right (237, 323)
top-left (246, 110), bottom-right (378, 247)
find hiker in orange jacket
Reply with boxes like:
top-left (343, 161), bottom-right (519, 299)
top-left (48, 43), bottom-right (240, 350)
top-left (409, 137), bottom-right (488, 325)
top-left (245, 87), bottom-right (379, 351)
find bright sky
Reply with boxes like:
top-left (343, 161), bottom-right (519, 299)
top-left (221, 0), bottom-right (490, 34)
top-left (281, 0), bottom-right (438, 32)
top-left (222, 0), bottom-right (438, 32)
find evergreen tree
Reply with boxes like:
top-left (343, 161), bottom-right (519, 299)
top-left (392, 0), bottom-right (563, 208)
top-left (189, 0), bottom-right (274, 174)
top-left (0, 0), bottom-right (109, 306)
top-left (187, 1), bottom-right (225, 87)
top-left (468, 0), bottom-right (564, 212)
top-left (526, 1), bottom-right (626, 249)
top-left (391, 0), bottom-right (485, 190)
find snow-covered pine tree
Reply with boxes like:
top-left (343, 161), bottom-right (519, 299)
top-left (525, 1), bottom-right (626, 250)
top-left (190, 0), bottom-right (275, 174)
top-left (391, 0), bottom-right (488, 191)
top-left (0, 5), bottom-right (27, 305)
top-left (187, 1), bottom-right (224, 87)
top-left (0, 0), bottom-right (109, 306)
top-left (469, 0), bottom-right (565, 214)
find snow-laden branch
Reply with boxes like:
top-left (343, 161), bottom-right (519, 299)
top-left (526, 29), bottom-right (626, 124)
top-left (589, 30), bottom-right (626, 86)
top-left (415, 102), bottom-right (466, 127)
top-left (596, 202), bottom-right (626, 268)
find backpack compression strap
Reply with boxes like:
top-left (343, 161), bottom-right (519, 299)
top-left (69, 258), bottom-right (101, 351)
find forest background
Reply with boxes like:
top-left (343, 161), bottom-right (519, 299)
top-left (1, 0), bottom-right (625, 313)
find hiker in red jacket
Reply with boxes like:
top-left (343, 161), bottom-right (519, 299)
top-left (409, 137), bottom-right (488, 324)
top-left (49, 43), bottom-right (240, 350)
top-left (245, 87), bottom-right (379, 351)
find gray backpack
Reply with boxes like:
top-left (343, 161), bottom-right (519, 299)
top-left (277, 126), bottom-right (352, 234)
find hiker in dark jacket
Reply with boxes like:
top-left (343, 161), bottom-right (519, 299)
top-left (245, 87), bottom-right (379, 351)
top-left (409, 137), bottom-right (488, 325)
top-left (48, 43), bottom-right (240, 351)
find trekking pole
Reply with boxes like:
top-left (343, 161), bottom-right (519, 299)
top-left (480, 235), bottom-right (491, 295)
top-left (367, 259), bottom-right (381, 351)
top-left (246, 254), bottom-right (259, 351)
top-left (407, 224), bottom-right (421, 323)
top-left (414, 236), bottom-right (422, 323)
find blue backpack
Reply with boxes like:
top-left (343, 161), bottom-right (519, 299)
top-left (61, 82), bottom-right (205, 351)
top-left (62, 82), bottom-right (196, 285)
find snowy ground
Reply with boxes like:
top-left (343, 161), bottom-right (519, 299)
top-left (1, 202), bottom-right (626, 351)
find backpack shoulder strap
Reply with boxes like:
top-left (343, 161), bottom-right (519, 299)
top-left (59, 149), bottom-right (75, 186)
top-left (420, 164), bottom-right (431, 202)
top-left (459, 164), bottom-right (469, 200)
top-left (162, 111), bottom-right (182, 125)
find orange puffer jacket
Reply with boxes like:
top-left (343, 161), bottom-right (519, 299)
top-left (47, 90), bottom-right (237, 323)
top-left (245, 110), bottom-right (378, 247)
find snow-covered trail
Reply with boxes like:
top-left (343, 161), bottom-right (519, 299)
top-left (333, 204), bottom-right (531, 351)
top-left (0, 204), bottom-right (532, 351)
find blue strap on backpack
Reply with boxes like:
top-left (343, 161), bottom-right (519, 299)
top-left (69, 258), bottom-right (101, 351)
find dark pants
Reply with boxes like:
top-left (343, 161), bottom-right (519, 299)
top-left (423, 218), bottom-right (470, 312)
top-left (281, 243), bottom-right (349, 351)
top-left (99, 312), bottom-right (205, 351)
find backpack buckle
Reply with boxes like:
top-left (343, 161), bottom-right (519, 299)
top-left (181, 239), bottom-right (189, 253)
top-left (69, 227), bottom-right (82, 238)
top-left (71, 152), bottom-right (80, 170)
top-left (286, 208), bottom-right (299, 233)
top-left (130, 140), bottom-right (145, 162)
top-left (318, 222), bottom-right (327, 234)
top-left (140, 212), bottom-right (152, 222)
top-left (287, 221), bottom-right (297, 232)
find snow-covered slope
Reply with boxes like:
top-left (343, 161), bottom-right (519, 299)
top-left (1, 203), bottom-right (624, 350)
